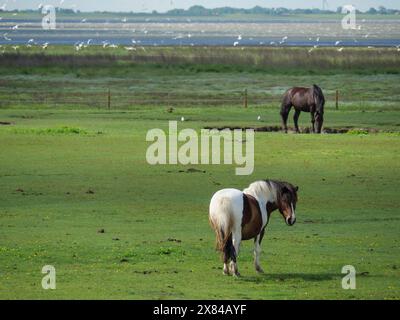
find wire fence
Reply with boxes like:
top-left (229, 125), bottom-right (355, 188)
top-left (0, 90), bottom-right (273, 108)
top-left (0, 89), bottom-right (351, 109)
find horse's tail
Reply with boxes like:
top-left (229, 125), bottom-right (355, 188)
top-left (209, 197), bottom-right (234, 253)
top-left (280, 88), bottom-right (292, 112)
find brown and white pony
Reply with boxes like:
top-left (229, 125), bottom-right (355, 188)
top-left (209, 180), bottom-right (298, 277)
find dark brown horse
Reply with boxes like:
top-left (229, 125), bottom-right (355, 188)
top-left (280, 84), bottom-right (325, 133)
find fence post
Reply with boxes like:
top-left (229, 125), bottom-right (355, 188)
top-left (244, 89), bottom-right (248, 108)
top-left (335, 90), bottom-right (339, 110)
top-left (108, 89), bottom-right (111, 110)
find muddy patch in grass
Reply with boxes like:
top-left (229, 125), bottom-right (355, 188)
top-left (204, 126), bottom-right (395, 134)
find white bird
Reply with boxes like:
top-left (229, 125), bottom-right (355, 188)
top-left (125, 46), bottom-right (136, 51)
top-left (238, 35), bottom-right (242, 40)
top-left (122, 17), bottom-right (127, 23)
top-left (4, 33), bottom-right (11, 41)
top-left (335, 41), bottom-right (341, 46)
top-left (81, 19), bottom-right (87, 23)
top-left (316, 37), bottom-right (320, 42)
top-left (42, 42), bottom-right (49, 50)
top-left (257, 116), bottom-right (261, 121)
top-left (282, 36), bottom-right (288, 41)
top-left (131, 39), bottom-right (137, 44)
top-left (337, 47), bottom-right (344, 52)
top-left (181, 117), bottom-right (185, 122)
top-left (233, 41), bottom-right (239, 47)
top-left (12, 25), bottom-right (19, 30)
top-left (75, 42), bottom-right (83, 51)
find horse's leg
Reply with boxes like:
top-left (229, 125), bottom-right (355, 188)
top-left (222, 238), bottom-right (232, 275)
top-left (280, 104), bottom-right (291, 133)
top-left (311, 112), bottom-right (316, 133)
top-left (254, 228), bottom-right (266, 273)
top-left (293, 109), bottom-right (301, 133)
top-left (230, 226), bottom-right (242, 277)
top-left (223, 260), bottom-right (229, 275)
top-left (254, 236), bottom-right (264, 273)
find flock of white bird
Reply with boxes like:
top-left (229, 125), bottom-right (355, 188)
top-left (1, 1), bottom-right (400, 54)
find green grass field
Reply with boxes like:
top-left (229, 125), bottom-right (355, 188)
top-left (0, 47), bottom-right (399, 300)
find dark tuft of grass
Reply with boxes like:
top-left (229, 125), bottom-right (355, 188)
top-left (10, 126), bottom-right (89, 135)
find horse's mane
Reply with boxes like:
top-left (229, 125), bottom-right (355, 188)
top-left (243, 180), bottom-right (297, 205)
top-left (243, 180), bottom-right (278, 204)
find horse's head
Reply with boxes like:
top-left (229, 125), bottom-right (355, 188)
top-left (315, 111), bottom-right (324, 133)
top-left (277, 184), bottom-right (299, 226)
top-left (313, 84), bottom-right (325, 133)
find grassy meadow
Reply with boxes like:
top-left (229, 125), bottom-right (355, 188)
top-left (0, 46), bottom-right (399, 299)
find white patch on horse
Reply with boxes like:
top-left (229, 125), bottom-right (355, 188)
top-left (291, 202), bottom-right (296, 224)
top-left (243, 180), bottom-right (278, 228)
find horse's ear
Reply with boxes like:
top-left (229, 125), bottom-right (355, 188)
top-left (281, 186), bottom-right (290, 194)
top-left (295, 186), bottom-right (299, 192)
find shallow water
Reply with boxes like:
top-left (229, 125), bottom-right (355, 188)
top-left (0, 18), bottom-right (399, 47)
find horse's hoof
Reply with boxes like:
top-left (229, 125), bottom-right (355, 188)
top-left (256, 267), bottom-right (265, 274)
